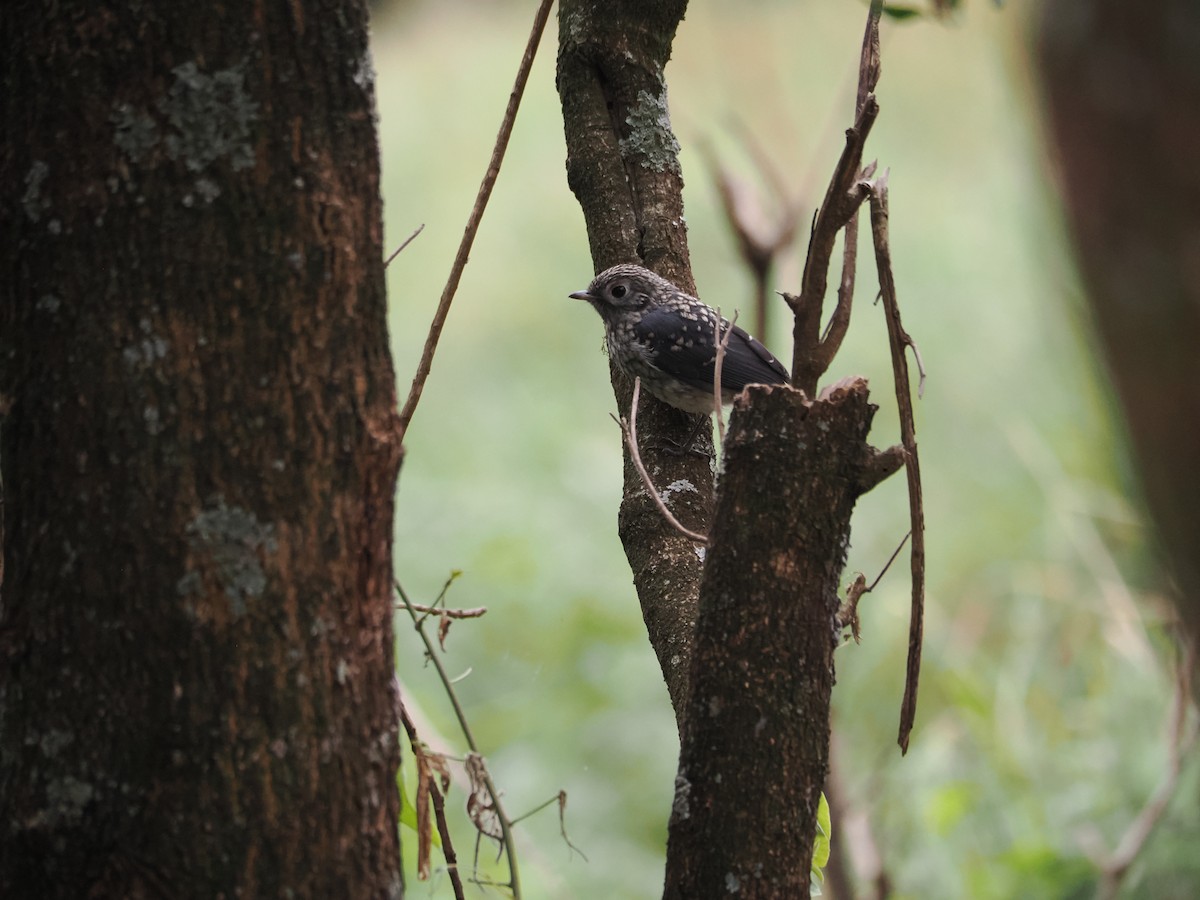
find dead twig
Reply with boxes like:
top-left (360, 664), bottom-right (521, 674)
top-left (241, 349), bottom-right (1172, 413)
top-left (711, 308), bottom-right (739, 448)
top-left (612, 378), bottom-right (709, 546)
top-left (384, 223), bottom-right (425, 268)
top-left (836, 531), bottom-right (912, 643)
top-left (400, 591), bottom-right (488, 651)
top-left (866, 173), bottom-right (926, 754)
top-left (396, 580), bottom-right (523, 897)
top-left (396, 0), bottom-right (554, 446)
top-left (404, 602), bottom-right (488, 620)
top-left (510, 790), bottom-right (589, 862)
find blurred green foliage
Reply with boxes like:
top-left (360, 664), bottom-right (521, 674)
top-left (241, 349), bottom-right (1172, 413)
top-left (377, 1), bottom-right (1197, 897)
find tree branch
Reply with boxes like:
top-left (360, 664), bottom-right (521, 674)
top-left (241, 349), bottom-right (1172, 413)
top-left (866, 174), bottom-right (926, 754)
top-left (613, 379), bottom-right (710, 546)
top-left (397, 0), bottom-right (554, 446)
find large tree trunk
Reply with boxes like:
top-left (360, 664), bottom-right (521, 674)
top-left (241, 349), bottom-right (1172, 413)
top-left (0, 2), bottom-right (404, 896)
top-left (1036, 0), bottom-right (1200, 647)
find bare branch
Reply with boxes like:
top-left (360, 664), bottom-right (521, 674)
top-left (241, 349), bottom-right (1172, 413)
top-left (866, 173), bottom-right (926, 755)
top-left (384, 223), bottom-right (425, 268)
top-left (859, 442), bottom-right (906, 494)
top-left (396, 0), bottom-right (554, 446)
top-left (509, 790), bottom-right (589, 862)
top-left (403, 603), bottom-right (488, 620)
top-left (835, 531), bottom-right (911, 643)
top-left (613, 379), bottom-right (709, 546)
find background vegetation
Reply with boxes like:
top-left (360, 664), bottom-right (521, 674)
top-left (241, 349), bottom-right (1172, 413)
top-left (379, 1), bottom-right (1196, 896)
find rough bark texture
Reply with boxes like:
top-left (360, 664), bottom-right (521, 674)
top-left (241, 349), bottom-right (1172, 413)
top-left (663, 381), bottom-right (882, 899)
top-left (1036, 0), bottom-right (1200, 643)
top-left (0, 2), bottom-right (403, 896)
top-left (557, 0), bottom-right (709, 719)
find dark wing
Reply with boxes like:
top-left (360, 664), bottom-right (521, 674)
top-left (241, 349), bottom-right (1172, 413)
top-left (634, 308), bottom-right (789, 392)
top-left (719, 323), bottom-right (790, 390)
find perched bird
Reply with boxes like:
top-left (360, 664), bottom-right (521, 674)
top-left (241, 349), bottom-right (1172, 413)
top-left (569, 264), bottom-right (790, 415)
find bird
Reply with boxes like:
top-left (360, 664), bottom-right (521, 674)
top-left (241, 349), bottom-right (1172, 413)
top-left (569, 263), bottom-right (790, 415)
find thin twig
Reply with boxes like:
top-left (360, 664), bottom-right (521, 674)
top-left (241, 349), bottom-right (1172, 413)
top-left (396, 0), bottom-right (554, 446)
top-left (612, 379), bottom-right (709, 545)
top-left (509, 790), bottom-right (589, 862)
top-left (1097, 638), bottom-right (1199, 899)
top-left (711, 309), bottom-right (738, 448)
top-left (836, 531), bottom-right (911, 643)
top-left (867, 173), bottom-right (926, 755)
top-left (385, 223), bottom-right (425, 268)
top-left (396, 581), bottom-right (523, 898)
top-left (402, 602), bottom-right (488, 620)
top-left (868, 530), bottom-right (912, 594)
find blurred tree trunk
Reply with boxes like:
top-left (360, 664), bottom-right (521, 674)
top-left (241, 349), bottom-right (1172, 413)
top-left (0, 2), bottom-right (404, 896)
top-left (1036, 0), bottom-right (1200, 648)
top-left (559, 4), bottom-right (899, 896)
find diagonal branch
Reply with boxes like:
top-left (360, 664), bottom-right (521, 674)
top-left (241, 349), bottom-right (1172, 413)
top-left (613, 379), bottom-right (710, 546)
top-left (397, 0), bottom-right (554, 446)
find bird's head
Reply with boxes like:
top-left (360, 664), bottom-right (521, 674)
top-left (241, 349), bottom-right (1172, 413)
top-left (569, 264), bottom-right (671, 322)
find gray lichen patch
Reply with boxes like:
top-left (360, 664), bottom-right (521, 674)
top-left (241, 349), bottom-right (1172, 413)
top-left (22, 161), bottom-right (50, 222)
top-left (111, 62), bottom-right (259, 175)
top-left (178, 496), bottom-right (277, 615)
top-left (28, 776), bottom-right (95, 828)
top-left (111, 103), bottom-right (160, 163)
top-left (161, 62), bottom-right (259, 173)
top-left (620, 88), bottom-right (681, 174)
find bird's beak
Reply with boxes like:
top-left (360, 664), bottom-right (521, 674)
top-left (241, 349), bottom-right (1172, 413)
top-left (568, 289), bottom-right (594, 302)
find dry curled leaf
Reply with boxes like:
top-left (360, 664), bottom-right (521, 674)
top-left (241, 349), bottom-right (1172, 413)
top-left (413, 743), bottom-right (451, 880)
top-left (465, 752), bottom-right (503, 843)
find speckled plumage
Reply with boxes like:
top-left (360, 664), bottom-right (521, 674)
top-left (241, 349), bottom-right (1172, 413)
top-left (569, 264), bottom-right (790, 414)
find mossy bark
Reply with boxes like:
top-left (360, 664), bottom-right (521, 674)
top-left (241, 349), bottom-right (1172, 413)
top-left (558, 0), bottom-right (708, 720)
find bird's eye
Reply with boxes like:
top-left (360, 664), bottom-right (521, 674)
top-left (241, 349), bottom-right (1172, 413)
top-left (610, 284), bottom-right (627, 299)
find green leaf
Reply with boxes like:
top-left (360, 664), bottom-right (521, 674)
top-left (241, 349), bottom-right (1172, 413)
top-left (810, 792), bottom-right (832, 895)
top-left (882, 4), bottom-right (924, 19)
